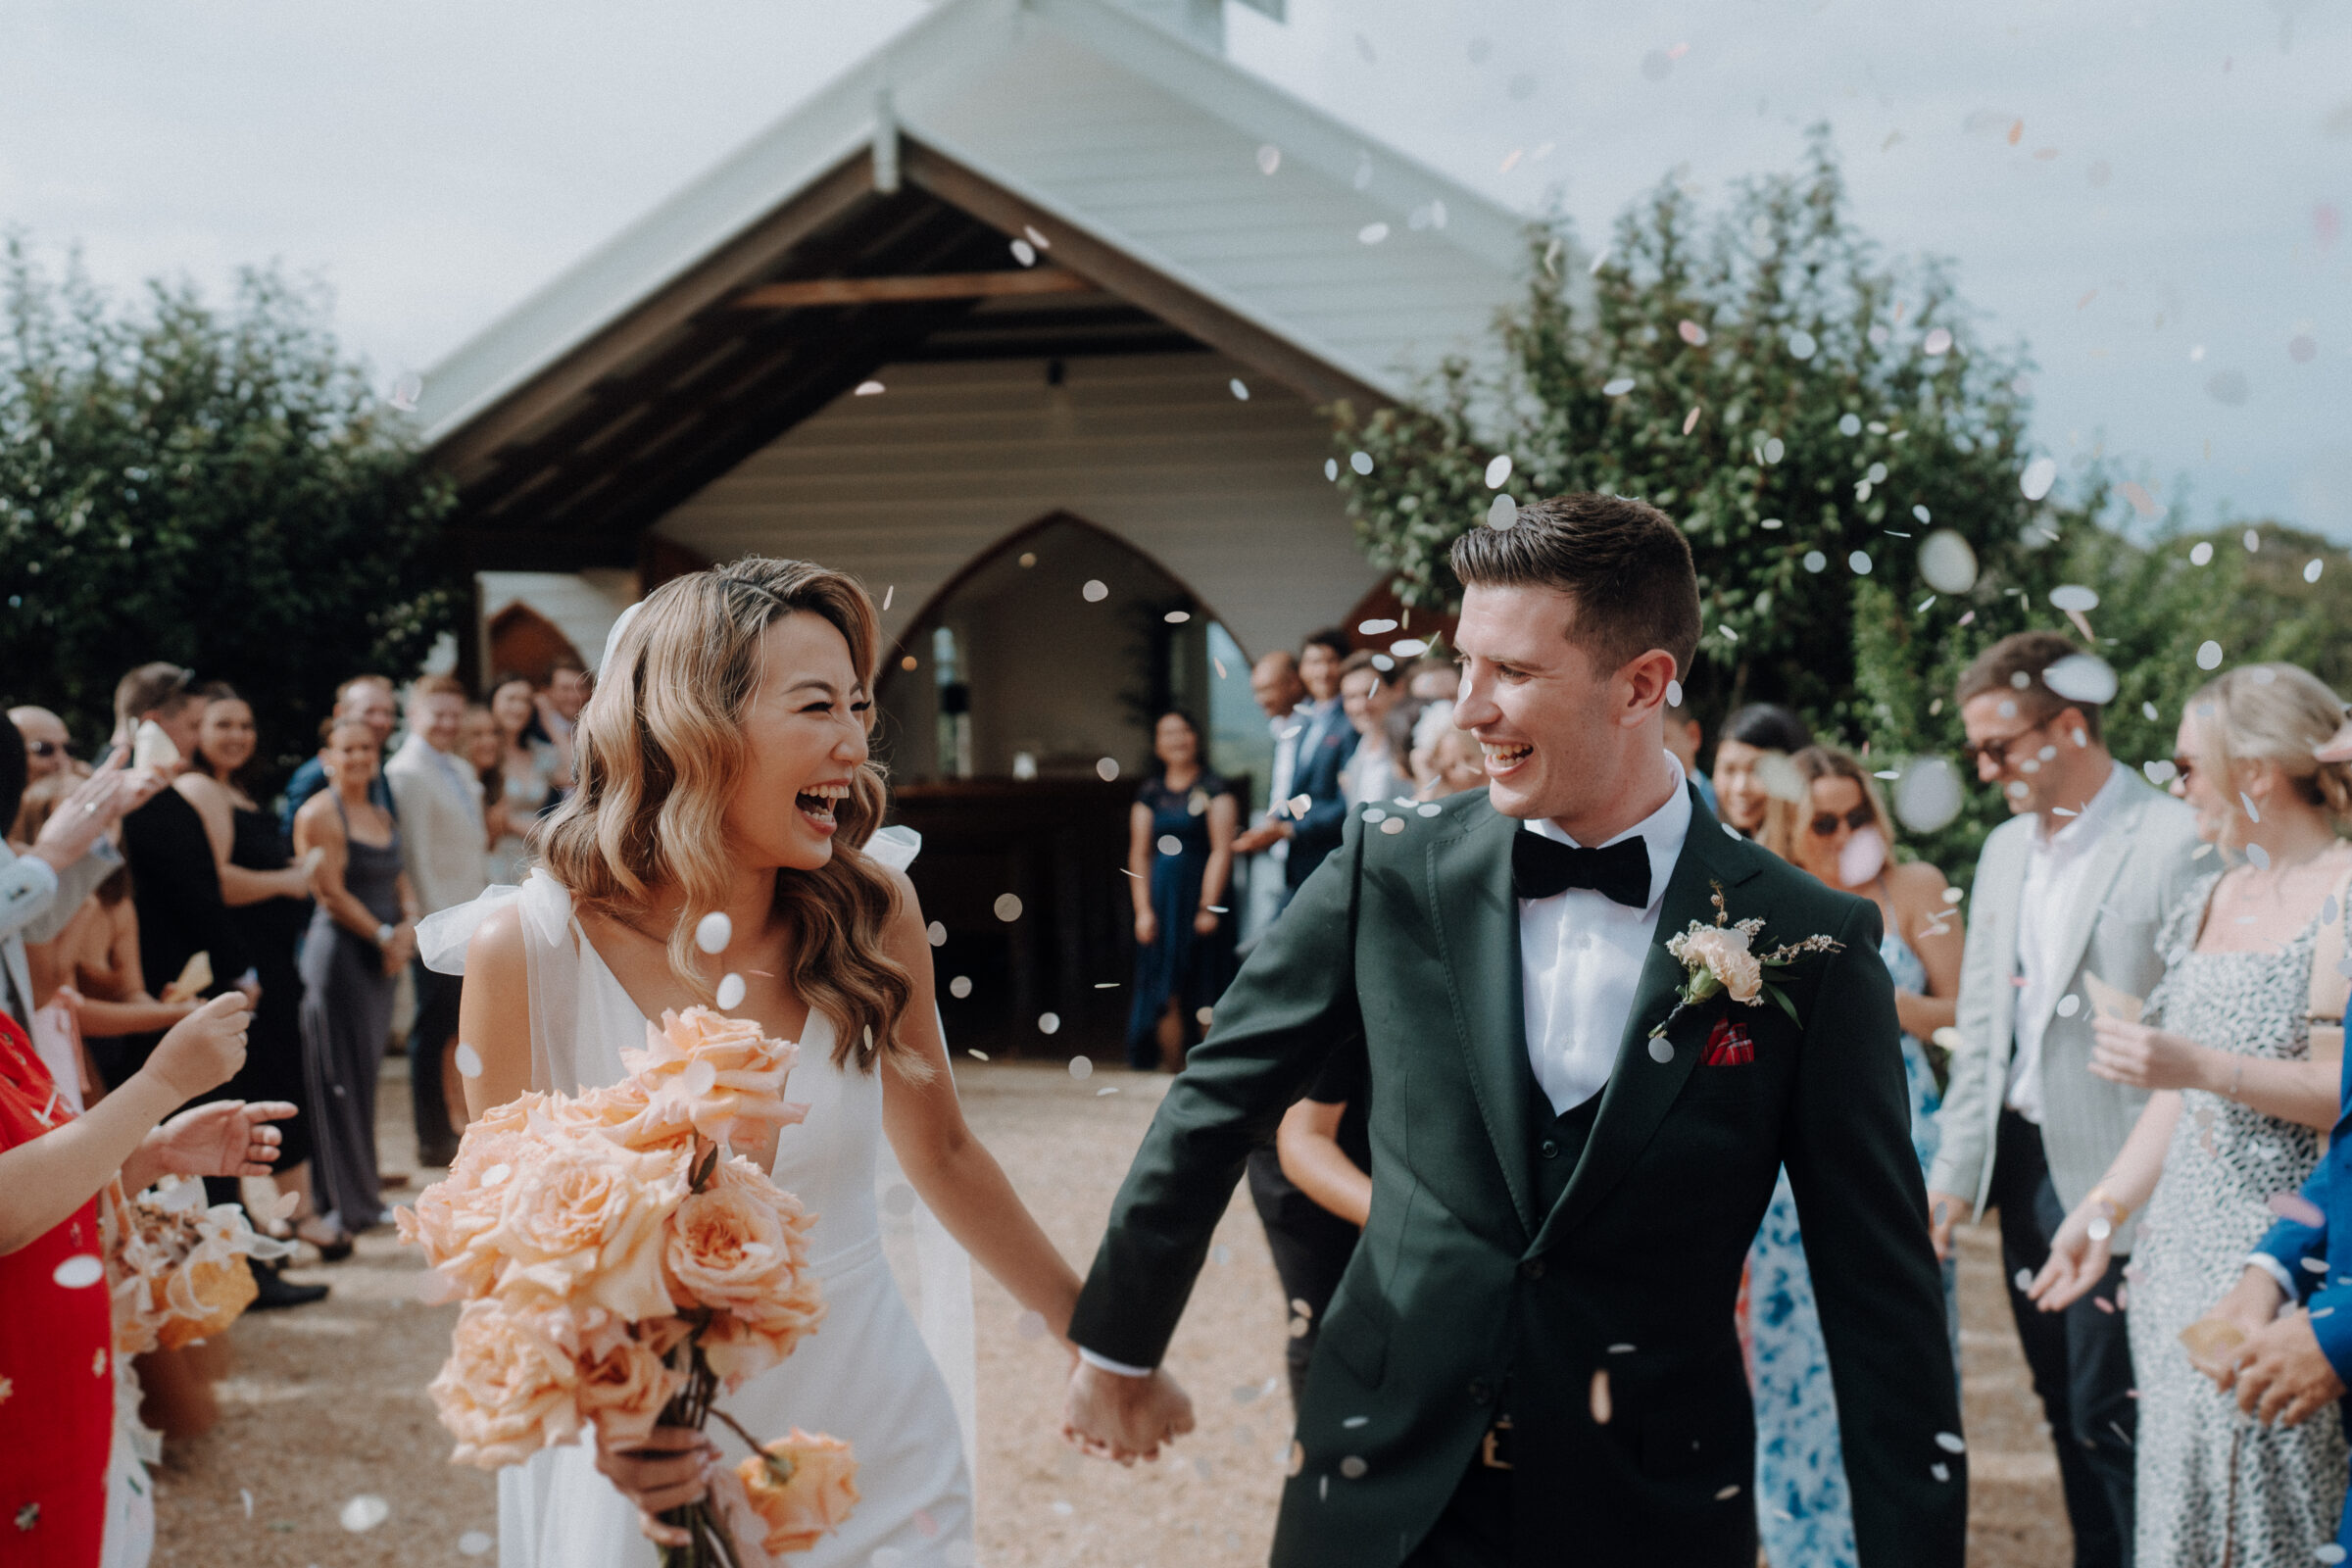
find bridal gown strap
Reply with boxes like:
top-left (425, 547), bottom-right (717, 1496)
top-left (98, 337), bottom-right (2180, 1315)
top-left (419, 839), bottom-right (980, 1568)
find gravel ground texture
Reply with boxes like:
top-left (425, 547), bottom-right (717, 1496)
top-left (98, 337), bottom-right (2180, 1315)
top-left (148, 1059), bottom-right (2070, 1567)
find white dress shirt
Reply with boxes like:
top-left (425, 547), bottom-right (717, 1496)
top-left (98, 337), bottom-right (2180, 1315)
top-left (1519, 757), bottom-right (1693, 1115)
top-left (1082, 754), bottom-right (1694, 1377)
top-left (2006, 761), bottom-right (2132, 1124)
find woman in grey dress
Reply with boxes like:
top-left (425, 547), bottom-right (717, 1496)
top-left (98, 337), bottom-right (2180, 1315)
top-left (2033, 662), bottom-right (2352, 1565)
top-left (291, 717), bottom-right (418, 1237)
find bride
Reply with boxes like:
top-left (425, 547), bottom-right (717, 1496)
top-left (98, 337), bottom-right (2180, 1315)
top-left (442, 558), bottom-right (1122, 1566)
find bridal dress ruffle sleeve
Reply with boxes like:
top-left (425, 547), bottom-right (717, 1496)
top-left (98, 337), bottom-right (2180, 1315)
top-left (418, 826), bottom-right (979, 1568)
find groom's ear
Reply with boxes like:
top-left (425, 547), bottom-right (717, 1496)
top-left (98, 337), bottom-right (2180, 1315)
top-left (1614, 648), bottom-right (1681, 728)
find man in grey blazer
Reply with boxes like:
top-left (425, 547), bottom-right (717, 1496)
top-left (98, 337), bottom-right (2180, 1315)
top-left (1928, 631), bottom-right (2201, 1568)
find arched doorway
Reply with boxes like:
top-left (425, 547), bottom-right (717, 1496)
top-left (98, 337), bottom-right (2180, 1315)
top-left (877, 514), bottom-right (1266, 1060)
top-left (484, 601), bottom-right (587, 687)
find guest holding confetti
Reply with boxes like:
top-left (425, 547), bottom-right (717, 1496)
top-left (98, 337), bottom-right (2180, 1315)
top-left (0, 991), bottom-right (284, 1567)
top-left (2033, 662), bottom-right (2352, 1566)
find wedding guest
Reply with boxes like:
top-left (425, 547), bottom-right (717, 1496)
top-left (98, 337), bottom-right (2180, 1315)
top-left (278, 674), bottom-right (398, 840)
top-left (1416, 726), bottom-right (1486, 801)
top-left (1405, 652), bottom-right (1459, 776)
top-left (1747, 745), bottom-right (1964, 1565)
top-left (460, 703), bottom-right (510, 863)
top-left (1665, 693), bottom-right (1718, 815)
top-left (1338, 653), bottom-right (1404, 808)
top-left (293, 718), bottom-right (417, 1237)
top-left (534, 653), bottom-right (590, 789)
top-left (179, 686), bottom-right (341, 1277)
top-left (1125, 710), bottom-right (1238, 1072)
top-left (1278, 628), bottom-right (1357, 889)
top-left (0, 993), bottom-right (280, 1568)
top-left (1709, 703), bottom-right (1810, 838)
top-left (1273, 1032), bottom-right (1372, 1399)
top-left (10, 705), bottom-right (74, 783)
top-left (108, 666), bottom-right (254, 1090)
top-left (15, 775), bottom-right (192, 1103)
top-left (382, 673), bottom-right (484, 1167)
top-left (2031, 662), bottom-right (2352, 1564)
top-left (1926, 632), bottom-right (2203, 1568)
top-left (486, 674), bottom-right (561, 885)
top-left (1233, 650), bottom-right (1308, 947)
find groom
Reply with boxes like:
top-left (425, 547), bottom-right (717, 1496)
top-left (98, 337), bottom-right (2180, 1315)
top-left (1061, 494), bottom-right (1964, 1566)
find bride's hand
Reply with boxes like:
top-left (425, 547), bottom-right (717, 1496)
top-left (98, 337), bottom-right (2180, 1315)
top-left (593, 1424), bottom-right (716, 1547)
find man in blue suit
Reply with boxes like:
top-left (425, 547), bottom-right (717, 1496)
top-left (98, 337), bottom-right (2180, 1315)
top-left (1276, 627), bottom-right (1358, 891)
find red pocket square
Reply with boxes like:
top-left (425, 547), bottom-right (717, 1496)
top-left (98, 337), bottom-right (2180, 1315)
top-left (1703, 1017), bottom-right (1756, 1066)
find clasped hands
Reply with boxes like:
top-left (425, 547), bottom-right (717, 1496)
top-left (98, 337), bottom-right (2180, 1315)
top-left (1060, 1358), bottom-right (1197, 1465)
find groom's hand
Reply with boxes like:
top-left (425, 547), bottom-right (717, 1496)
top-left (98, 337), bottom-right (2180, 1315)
top-left (1062, 1360), bottom-right (1195, 1464)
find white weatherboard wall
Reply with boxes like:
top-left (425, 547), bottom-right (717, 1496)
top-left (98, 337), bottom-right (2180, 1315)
top-left (476, 569), bottom-right (638, 672)
top-left (653, 352), bottom-right (1379, 662)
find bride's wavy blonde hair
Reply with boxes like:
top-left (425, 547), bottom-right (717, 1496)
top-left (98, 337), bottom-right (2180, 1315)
top-left (536, 557), bottom-right (914, 1074)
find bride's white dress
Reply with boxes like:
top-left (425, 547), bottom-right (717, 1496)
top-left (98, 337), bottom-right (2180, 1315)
top-left (421, 845), bottom-right (976, 1568)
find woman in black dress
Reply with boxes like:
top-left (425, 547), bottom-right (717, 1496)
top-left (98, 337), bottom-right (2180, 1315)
top-left (179, 684), bottom-right (340, 1257)
top-left (1123, 710), bottom-right (1239, 1071)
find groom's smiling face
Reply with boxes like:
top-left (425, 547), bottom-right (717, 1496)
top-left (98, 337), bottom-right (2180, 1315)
top-left (1454, 582), bottom-right (1670, 830)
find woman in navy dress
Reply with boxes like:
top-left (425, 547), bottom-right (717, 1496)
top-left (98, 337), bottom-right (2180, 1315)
top-left (1124, 710), bottom-right (1238, 1071)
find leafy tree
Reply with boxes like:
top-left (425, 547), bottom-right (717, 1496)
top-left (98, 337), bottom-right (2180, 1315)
top-left (1334, 136), bottom-right (2343, 879)
top-left (0, 239), bottom-right (459, 789)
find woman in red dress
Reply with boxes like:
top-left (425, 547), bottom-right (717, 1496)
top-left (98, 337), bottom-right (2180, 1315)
top-left (0, 994), bottom-right (289, 1566)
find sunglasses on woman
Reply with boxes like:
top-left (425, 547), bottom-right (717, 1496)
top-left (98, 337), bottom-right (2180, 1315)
top-left (1807, 805), bottom-right (1875, 838)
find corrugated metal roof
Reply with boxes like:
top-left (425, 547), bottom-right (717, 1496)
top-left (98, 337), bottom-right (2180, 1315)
top-left (416, 0), bottom-right (1527, 449)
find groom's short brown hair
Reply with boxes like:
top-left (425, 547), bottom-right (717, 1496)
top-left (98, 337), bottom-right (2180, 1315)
top-left (1450, 493), bottom-right (1701, 679)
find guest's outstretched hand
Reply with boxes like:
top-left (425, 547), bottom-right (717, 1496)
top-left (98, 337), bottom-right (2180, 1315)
top-left (143, 1100), bottom-right (297, 1180)
top-left (2026, 1198), bottom-right (2115, 1313)
top-left (1062, 1360), bottom-right (1195, 1465)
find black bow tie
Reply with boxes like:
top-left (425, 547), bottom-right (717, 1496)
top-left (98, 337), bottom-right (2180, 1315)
top-left (1512, 831), bottom-right (1652, 908)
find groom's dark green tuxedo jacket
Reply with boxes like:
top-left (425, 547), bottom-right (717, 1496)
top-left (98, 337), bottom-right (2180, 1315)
top-left (1070, 784), bottom-right (1965, 1567)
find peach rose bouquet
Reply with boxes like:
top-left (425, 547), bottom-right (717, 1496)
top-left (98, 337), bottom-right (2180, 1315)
top-left (398, 1005), bottom-right (855, 1565)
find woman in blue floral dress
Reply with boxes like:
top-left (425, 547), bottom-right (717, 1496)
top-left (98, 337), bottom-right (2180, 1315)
top-left (1746, 746), bottom-right (1966, 1567)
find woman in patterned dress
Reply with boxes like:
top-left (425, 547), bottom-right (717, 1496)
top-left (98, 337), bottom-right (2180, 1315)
top-left (1745, 746), bottom-right (1966, 1567)
top-left (2034, 662), bottom-right (2352, 1565)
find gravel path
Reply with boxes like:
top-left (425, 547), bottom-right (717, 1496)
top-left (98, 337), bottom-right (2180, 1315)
top-left (148, 1060), bottom-right (2069, 1566)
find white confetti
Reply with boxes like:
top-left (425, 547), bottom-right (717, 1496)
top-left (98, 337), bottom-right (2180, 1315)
top-left (1802, 551), bottom-right (1828, 573)
top-left (854, 379), bottom-right (885, 397)
top-left (1786, 329), bottom-right (1818, 361)
top-left (1893, 758), bottom-right (1965, 834)
top-left (2247, 843), bottom-right (2273, 870)
top-left (2196, 640), bottom-right (2224, 671)
top-left (1068, 1054), bottom-right (1092, 1080)
top-left (454, 1042), bottom-right (484, 1078)
top-left (949, 976), bottom-right (972, 999)
top-left (1923, 327), bottom-right (1954, 357)
top-left (389, 371), bottom-right (424, 412)
top-left (994, 894), bottom-right (1023, 922)
top-left (714, 973), bottom-right (747, 1010)
top-left (1039, 1012), bottom-right (1061, 1035)
top-left (1848, 550), bottom-right (1874, 575)
top-left (1486, 494), bottom-right (1518, 530)
top-left (1647, 1038), bottom-right (1674, 1064)
top-left (459, 1532), bottom-right (494, 1557)
top-left (1357, 222), bottom-right (1390, 245)
top-left (1256, 144), bottom-right (1280, 174)
top-left (1381, 817), bottom-right (1405, 835)
top-left (1230, 378), bottom-right (1250, 401)
top-left (2048, 584), bottom-right (2100, 612)
top-left (240, 1489), bottom-right (254, 1519)
top-left (2190, 541), bottom-right (2215, 565)
top-left (2306, 559), bottom-right (2326, 584)
top-left (925, 920), bottom-right (947, 948)
top-left (2042, 654), bottom-right (2119, 705)
top-left (1324, 458), bottom-right (1339, 481)
top-left (2056, 994), bottom-right (2081, 1018)
top-left (1082, 579), bottom-right (1108, 603)
top-left (1916, 531), bottom-right (1983, 597)
top-left (1340, 1456), bottom-right (1368, 1479)
top-left (1602, 376), bottom-right (1637, 396)
top-left (1931, 1461), bottom-right (1951, 1483)
top-left (1349, 451), bottom-right (1373, 475)
top-left (1009, 238), bottom-right (1036, 267)
top-left (694, 910), bottom-right (732, 955)
top-left (2021, 457), bottom-right (2058, 501)
top-left (1096, 757), bottom-right (1119, 781)
top-left (1484, 455), bottom-right (1513, 488)
top-left (52, 1254), bottom-right (103, 1289)
top-left (340, 1495), bottom-right (390, 1533)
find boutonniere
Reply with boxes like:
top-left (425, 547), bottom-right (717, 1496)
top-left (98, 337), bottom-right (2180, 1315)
top-left (1652, 881), bottom-right (1844, 1038)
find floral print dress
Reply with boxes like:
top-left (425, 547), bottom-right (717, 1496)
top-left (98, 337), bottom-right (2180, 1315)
top-left (1742, 930), bottom-right (1956, 1568)
top-left (2127, 870), bottom-right (2347, 1567)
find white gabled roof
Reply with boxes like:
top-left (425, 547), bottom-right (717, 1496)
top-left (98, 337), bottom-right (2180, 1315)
top-left (416, 0), bottom-right (1529, 447)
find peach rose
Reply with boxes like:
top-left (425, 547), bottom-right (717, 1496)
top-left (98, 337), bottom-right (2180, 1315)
top-left (574, 1328), bottom-right (683, 1450)
top-left (664, 1155), bottom-right (818, 1315)
top-left (482, 1136), bottom-right (692, 1320)
top-left (736, 1429), bottom-right (858, 1556)
top-left (428, 1299), bottom-right (582, 1469)
top-left (1673, 925), bottom-right (1764, 1004)
top-left (622, 1007), bottom-right (808, 1148)
top-left (399, 1125), bottom-right (547, 1299)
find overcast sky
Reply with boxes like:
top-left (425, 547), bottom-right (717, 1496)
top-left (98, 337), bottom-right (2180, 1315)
top-left (4, 0), bottom-right (2346, 535)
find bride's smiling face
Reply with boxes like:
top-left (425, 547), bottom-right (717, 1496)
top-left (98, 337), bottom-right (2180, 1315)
top-left (728, 612), bottom-right (871, 871)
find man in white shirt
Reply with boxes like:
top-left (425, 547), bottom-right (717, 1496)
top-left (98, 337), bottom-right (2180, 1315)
top-left (383, 673), bottom-right (488, 1167)
top-left (1927, 631), bottom-right (2200, 1568)
top-left (1061, 494), bottom-right (1960, 1568)
top-left (1235, 650), bottom-right (1308, 949)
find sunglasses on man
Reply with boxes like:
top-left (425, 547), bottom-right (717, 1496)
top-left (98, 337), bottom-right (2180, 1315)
top-left (1806, 804), bottom-right (1875, 839)
top-left (1959, 718), bottom-right (2053, 772)
top-left (26, 739), bottom-right (63, 760)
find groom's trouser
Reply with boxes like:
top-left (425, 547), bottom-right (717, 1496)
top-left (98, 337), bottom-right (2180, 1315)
top-left (1991, 1108), bottom-right (2136, 1568)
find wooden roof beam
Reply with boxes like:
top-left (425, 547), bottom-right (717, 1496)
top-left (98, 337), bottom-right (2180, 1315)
top-left (734, 270), bottom-right (1094, 307)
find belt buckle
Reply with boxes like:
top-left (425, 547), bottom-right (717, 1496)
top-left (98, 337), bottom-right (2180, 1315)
top-left (1480, 1415), bottom-right (1514, 1470)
